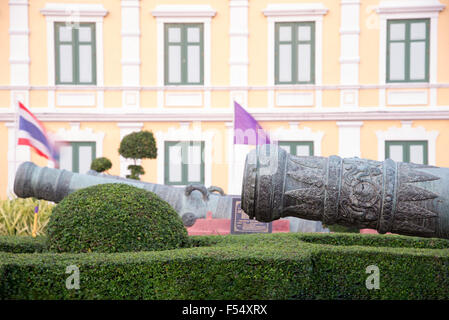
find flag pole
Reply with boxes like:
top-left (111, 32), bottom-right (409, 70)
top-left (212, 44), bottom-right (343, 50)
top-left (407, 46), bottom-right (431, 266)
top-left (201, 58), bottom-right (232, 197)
top-left (12, 101), bottom-right (20, 198)
top-left (232, 101), bottom-right (236, 195)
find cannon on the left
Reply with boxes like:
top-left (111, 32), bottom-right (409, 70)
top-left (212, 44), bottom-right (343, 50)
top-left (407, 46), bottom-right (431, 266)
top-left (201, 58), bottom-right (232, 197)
top-left (13, 161), bottom-right (233, 227)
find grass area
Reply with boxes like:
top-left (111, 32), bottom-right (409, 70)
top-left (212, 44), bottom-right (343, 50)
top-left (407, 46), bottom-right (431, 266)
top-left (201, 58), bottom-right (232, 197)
top-left (1, 232), bottom-right (448, 299)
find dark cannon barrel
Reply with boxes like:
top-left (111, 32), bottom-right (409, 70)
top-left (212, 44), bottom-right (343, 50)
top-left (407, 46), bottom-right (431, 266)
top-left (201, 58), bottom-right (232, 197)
top-left (241, 144), bottom-right (449, 239)
top-left (14, 161), bottom-right (234, 226)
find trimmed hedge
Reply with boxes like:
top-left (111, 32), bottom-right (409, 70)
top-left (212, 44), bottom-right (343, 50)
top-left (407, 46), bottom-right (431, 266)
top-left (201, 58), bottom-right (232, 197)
top-left (47, 183), bottom-right (190, 253)
top-left (1, 233), bottom-right (449, 299)
top-left (0, 236), bottom-right (47, 253)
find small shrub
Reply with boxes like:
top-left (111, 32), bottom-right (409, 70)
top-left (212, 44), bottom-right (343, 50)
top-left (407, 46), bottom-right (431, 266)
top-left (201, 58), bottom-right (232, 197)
top-left (90, 157), bottom-right (112, 173)
top-left (46, 183), bottom-right (189, 253)
top-left (118, 130), bottom-right (157, 180)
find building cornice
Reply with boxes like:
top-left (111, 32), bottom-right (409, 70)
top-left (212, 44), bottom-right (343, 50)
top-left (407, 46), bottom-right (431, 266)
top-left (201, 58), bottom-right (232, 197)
top-left (376, 0), bottom-right (445, 14)
top-left (151, 5), bottom-right (216, 18)
top-left (40, 3), bottom-right (108, 17)
top-left (263, 3), bottom-right (328, 17)
top-left (3, 110), bottom-right (449, 122)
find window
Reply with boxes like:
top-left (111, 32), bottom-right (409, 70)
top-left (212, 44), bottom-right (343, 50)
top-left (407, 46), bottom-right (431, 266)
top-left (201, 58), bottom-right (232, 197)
top-left (165, 24), bottom-right (204, 85)
top-left (165, 141), bottom-right (204, 185)
top-left (58, 142), bottom-right (96, 174)
top-left (275, 22), bottom-right (315, 84)
top-left (55, 22), bottom-right (96, 85)
top-left (279, 141), bottom-right (314, 156)
top-left (385, 141), bottom-right (428, 164)
top-left (387, 19), bottom-right (429, 83)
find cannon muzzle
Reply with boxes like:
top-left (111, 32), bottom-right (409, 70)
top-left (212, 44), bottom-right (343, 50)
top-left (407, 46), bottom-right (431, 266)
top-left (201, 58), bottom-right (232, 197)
top-left (242, 145), bottom-right (449, 239)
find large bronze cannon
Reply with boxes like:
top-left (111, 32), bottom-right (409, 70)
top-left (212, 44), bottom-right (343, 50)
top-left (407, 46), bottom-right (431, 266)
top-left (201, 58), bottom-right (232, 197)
top-left (241, 145), bottom-right (449, 239)
top-left (14, 161), bottom-right (232, 227)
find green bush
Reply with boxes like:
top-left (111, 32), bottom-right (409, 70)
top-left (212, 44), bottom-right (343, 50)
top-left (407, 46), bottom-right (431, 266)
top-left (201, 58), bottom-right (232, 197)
top-left (1, 233), bottom-right (449, 299)
top-left (0, 236), bottom-right (47, 253)
top-left (90, 157), bottom-right (112, 173)
top-left (46, 183), bottom-right (189, 253)
top-left (118, 130), bottom-right (157, 180)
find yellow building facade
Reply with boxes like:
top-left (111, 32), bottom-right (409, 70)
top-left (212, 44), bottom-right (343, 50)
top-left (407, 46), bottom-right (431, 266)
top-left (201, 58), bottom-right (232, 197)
top-left (1, 0), bottom-right (449, 200)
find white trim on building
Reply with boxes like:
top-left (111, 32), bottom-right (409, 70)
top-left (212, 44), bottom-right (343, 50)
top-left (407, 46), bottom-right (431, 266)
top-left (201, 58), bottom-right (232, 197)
top-left (376, 120), bottom-right (439, 165)
top-left (121, 0), bottom-right (141, 109)
top-left (340, 0), bottom-right (360, 108)
top-left (376, 0), bottom-right (445, 108)
top-left (263, 3), bottom-right (328, 109)
top-left (155, 122), bottom-right (214, 187)
top-left (337, 121), bottom-right (363, 158)
top-left (40, 3), bottom-right (108, 110)
top-left (151, 5), bottom-right (216, 109)
top-left (271, 122), bottom-right (324, 156)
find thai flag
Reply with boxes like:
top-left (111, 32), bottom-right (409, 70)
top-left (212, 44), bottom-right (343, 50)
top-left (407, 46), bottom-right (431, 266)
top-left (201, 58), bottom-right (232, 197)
top-left (17, 102), bottom-right (59, 163)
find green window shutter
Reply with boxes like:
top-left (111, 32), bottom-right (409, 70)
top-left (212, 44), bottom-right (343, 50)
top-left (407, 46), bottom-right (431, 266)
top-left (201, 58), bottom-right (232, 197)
top-left (275, 22), bottom-right (315, 85)
top-left (165, 24), bottom-right (204, 85)
top-left (278, 141), bottom-right (314, 156)
top-left (57, 141), bottom-right (96, 173)
top-left (55, 22), bottom-right (96, 85)
top-left (386, 19), bottom-right (429, 83)
top-left (385, 141), bottom-right (428, 165)
top-left (165, 141), bottom-right (205, 185)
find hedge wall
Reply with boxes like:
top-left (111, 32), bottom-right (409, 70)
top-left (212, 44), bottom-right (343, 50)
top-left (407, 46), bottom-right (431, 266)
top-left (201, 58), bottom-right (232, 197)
top-left (1, 233), bottom-right (449, 299)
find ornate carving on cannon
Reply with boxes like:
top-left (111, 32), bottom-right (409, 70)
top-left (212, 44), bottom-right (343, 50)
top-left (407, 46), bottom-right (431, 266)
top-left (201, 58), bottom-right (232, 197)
top-left (242, 145), bottom-right (449, 239)
top-left (13, 162), bottom-right (233, 227)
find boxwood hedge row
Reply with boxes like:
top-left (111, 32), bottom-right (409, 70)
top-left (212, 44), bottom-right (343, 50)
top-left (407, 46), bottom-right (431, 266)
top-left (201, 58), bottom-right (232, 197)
top-left (1, 233), bottom-right (448, 299)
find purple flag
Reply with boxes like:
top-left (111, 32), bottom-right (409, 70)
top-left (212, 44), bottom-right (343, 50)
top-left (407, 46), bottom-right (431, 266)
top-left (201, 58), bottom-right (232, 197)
top-left (234, 101), bottom-right (270, 145)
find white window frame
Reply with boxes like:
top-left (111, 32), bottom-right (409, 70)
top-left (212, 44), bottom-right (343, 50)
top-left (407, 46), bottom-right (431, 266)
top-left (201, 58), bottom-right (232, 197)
top-left (263, 3), bottom-right (328, 109)
top-left (40, 3), bottom-right (107, 109)
top-left (51, 122), bottom-right (105, 168)
top-left (376, 121), bottom-right (439, 165)
top-left (155, 122), bottom-right (213, 187)
top-left (376, 0), bottom-right (445, 107)
top-left (271, 122), bottom-right (324, 156)
top-left (151, 5), bottom-right (216, 109)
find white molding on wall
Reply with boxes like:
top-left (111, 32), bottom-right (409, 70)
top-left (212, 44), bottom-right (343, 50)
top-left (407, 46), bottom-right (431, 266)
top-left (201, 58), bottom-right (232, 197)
top-left (4, 108), bottom-right (449, 122)
top-left (5, 122), bottom-right (30, 197)
top-left (9, 0), bottom-right (30, 108)
top-left (41, 3), bottom-right (108, 110)
top-left (387, 90), bottom-right (428, 106)
top-left (165, 93), bottom-right (203, 107)
top-left (340, 0), bottom-right (360, 108)
top-left (271, 122), bottom-right (324, 156)
top-left (55, 122), bottom-right (104, 155)
top-left (121, 0), bottom-right (141, 109)
top-left (276, 92), bottom-right (314, 107)
top-left (152, 6), bottom-right (216, 109)
top-left (376, 0), bottom-right (445, 15)
top-left (151, 5), bottom-right (216, 18)
top-left (377, 0), bottom-right (445, 108)
top-left (117, 122), bottom-right (143, 177)
top-left (40, 3), bottom-right (108, 17)
top-left (337, 121), bottom-right (363, 158)
top-left (376, 120), bottom-right (439, 165)
top-left (154, 122), bottom-right (214, 187)
top-left (229, 0), bottom-right (249, 108)
top-left (264, 3), bottom-right (328, 109)
top-left (263, 3), bottom-right (329, 17)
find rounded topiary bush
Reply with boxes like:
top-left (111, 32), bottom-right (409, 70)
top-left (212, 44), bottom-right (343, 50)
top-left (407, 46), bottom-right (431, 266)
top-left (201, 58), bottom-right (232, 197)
top-left (90, 157), bottom-right (112, 173)
top-left (46, 183), bottom-right (189, 253)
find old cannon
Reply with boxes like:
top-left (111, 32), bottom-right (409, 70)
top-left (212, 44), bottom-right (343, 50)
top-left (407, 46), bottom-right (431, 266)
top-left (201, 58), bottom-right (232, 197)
top-left (242, 144), bottom-right (449, 240)
top-left (14, 161), bottom-right (233, 227)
